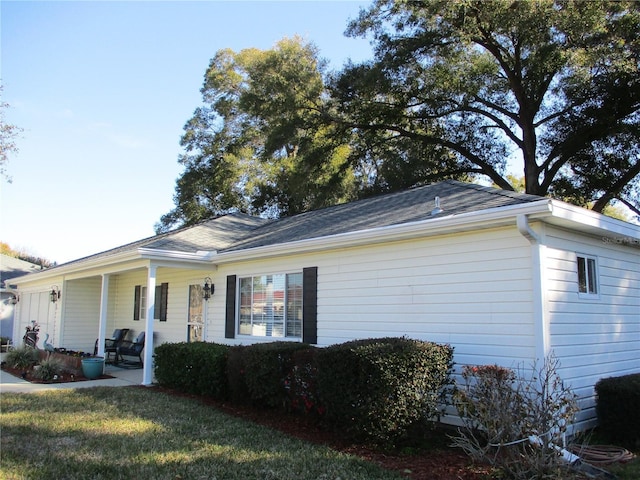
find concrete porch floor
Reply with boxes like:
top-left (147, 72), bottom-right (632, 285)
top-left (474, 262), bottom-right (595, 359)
top-left (0, 352), bottom-right (146, 394)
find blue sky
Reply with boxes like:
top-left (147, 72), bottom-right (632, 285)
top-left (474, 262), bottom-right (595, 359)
top-left (1, 0), bottom-right (372, 264)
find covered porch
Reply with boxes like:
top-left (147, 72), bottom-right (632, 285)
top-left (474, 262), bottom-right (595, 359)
top-left (14, 249), bottom-right (218, 387)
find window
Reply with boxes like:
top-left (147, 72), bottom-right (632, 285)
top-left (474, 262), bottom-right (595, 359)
top-left (187, 284), bottom-right (204, 342)
top-left (238, 273), bottom-right (303, 338)
top-left (577, 255), bottom-right (598, 296)
top-left (133, 283), bottom-right (168, 321)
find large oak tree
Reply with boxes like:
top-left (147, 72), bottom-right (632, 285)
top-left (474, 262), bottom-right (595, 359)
top-left (336, 0), bottom-right (639, 214)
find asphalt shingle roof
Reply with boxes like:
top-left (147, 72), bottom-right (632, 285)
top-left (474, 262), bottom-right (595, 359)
top-left (0, 255), bottom-right (44, 287)
top-left (50, 180), bottom-right (544, 269)
top-left (222, 180), bottom-right (542, 252)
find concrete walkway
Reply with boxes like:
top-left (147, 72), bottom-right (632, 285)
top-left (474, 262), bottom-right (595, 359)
top-left (0, 353), bottom-right (144, 393)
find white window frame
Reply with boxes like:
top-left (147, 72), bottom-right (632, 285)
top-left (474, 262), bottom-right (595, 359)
top-left (577, 254), bottom-right (599, 298)
top-left (237, 272), bottom-right (303, 339)
top-left (140, 286), bottom-right (147, 320)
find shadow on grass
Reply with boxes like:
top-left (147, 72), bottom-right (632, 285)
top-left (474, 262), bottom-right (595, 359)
top-left (0, 387), bottom-right (404, 480)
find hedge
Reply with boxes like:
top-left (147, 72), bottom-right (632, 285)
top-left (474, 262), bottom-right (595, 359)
top-left (153, 342), bottom-right (229, 399)
top-left (231, 342), bottom-right (312, 408)
top-left (595, 373), bottom-right (640, 448)
top-left (316, 337), bottom-right (454, 444)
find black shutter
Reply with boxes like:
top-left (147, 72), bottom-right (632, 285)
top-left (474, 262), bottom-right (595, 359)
top-left (302, 267), bottom-right (317, 344)
top-left (225, 275), bottom-right (237, 339)
top-left (133, 285), bottom-right (141, 321)
top-left (157, 283), bottom-right (168, 321)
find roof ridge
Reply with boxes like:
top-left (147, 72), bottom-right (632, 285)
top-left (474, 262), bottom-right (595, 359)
top-left (448, 179), bottom-right (543, 202)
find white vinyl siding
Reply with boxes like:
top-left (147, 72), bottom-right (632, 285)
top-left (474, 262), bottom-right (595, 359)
top-left (544, 226), bottom-right (640, 430)
top-left (210, 226), bottom-right (536, 366)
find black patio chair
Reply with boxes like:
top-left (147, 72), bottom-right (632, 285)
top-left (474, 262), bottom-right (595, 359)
top-left (104, 328), bottom-right (129, 363)
top-left (117, 331), bottom-right (145, 367)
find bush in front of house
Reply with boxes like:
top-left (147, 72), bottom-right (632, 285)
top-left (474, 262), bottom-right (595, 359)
top-left (153, 342), bottom-right (229, 400)
top-left (315, 337), bottom-right (454, 445)
top-left (451, 355), bottom-right (579, 480)
top-left (226, 345), bottom-right (249, 404)
top-left (595, 373), bottom-right (640, 449)
top-left (284, 347), bottom-right (323, 416)
top-left (240, 341), bottom-right (314, 408)
top-left (32, 357), bottom-right (64, 381)
top-left (5, 346), bottom-right (39, 369)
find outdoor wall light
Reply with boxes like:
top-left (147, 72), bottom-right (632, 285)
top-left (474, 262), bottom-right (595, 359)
top-left (203, 277), bottom-right (214, 301)
top-left (50, 285), bottom-right (61, 303)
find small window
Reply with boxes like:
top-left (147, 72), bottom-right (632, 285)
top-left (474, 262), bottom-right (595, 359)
top-left (238, 272), bottom-right (303, 338)
top-left (577, 255), bottom-right (598, 296)
top-left (134, 283), bottom-right (169, 321)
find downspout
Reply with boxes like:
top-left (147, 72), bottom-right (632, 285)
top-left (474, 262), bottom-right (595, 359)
top-left (517, 214), bottom-right (549, 362)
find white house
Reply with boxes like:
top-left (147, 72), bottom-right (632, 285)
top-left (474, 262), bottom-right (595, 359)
top-left (11, 181), bottom-right (640, 430)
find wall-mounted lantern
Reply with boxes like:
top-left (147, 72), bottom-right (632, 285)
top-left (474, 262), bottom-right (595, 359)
top-left (50, 285), bottom-right (61, 303)
top-left (203, 277), bottom-right (214, 301)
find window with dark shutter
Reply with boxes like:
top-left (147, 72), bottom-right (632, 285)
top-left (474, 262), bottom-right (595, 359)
top-left (134, 283), bottom-right (169, 321)
top-left (133, 285), bottom-right (141, 321)
top-left (302, 267), bottom-right (317, 344)
top-left (158, 283), bottom-right (169, 321)
top-left (230, 267), bottom-right (318, 344)
top-left (225, 275), bottom-right (237, 338)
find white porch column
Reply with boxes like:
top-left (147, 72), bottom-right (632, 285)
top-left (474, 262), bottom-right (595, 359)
top-left (142, 264), bottom-right (157, 385)
top-left (97, 274), bottom-right (110, 357)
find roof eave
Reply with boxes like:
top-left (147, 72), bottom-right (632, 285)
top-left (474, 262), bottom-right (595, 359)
top-left (11, 248), bottom-right (217, 285)
top-left (211, 199), bottom-right (556, 264)
top-left (546, 200), bottom-right (640, 244)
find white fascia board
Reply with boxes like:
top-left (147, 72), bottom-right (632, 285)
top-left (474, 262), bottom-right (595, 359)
top-left (210, 200), bottom-right (555, 264)
top-left (11, 249), bottom-right (143, 285)
top-left (12, 249), bottom-right (218, 285)
top-left (547, 200), bottom-right (640, 244)
top-left (137, 248), bottom-right (217, 262)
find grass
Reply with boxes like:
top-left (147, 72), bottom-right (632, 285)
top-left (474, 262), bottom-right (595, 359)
top-left (0, 387), bottom-right (404, 480)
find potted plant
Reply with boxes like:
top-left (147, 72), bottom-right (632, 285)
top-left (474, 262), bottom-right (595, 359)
top-left (81, 356), bottom-right (105, 379)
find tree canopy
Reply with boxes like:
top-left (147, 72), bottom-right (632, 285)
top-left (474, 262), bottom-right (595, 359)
top-left (0, 86), bottom-right (22, 183)
top-left (338, 0), bottom-right (639, 214)
top-left (161, 1), bottom-right (639, 232)
top-left (157, 37), bottom-right (356, 232)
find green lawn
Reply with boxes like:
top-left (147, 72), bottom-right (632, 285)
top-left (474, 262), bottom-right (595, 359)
top-left (0, 387), bottom-right (404, 480)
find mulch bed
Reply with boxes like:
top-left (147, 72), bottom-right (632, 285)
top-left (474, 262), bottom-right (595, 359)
top-left (1, 363), bottom-right (113, 384)
top-left (151, 386), bottom-right (494, 480)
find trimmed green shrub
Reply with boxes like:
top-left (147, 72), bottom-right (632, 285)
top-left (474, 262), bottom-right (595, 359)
top-left (153, 342), bottom-right (229, 399)
top-left (284, 347), bottom-right (322, 416)
top-left (226, 345), bottom-right (249, 404)
top-left (316, 337), bottom-right (454, 444)
top-left (242, 342), bottom-right (312, 408)
top-left (595, 373), bottom-right (640, 449)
